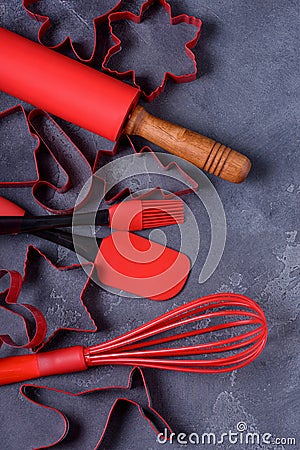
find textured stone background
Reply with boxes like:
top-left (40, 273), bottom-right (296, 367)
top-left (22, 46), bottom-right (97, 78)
top-left (0, 1), bottom-right (299, 449)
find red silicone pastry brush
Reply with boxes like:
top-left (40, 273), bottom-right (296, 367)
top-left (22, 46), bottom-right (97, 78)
top-left (0, 294), bottom-right (268, 385)
top-left (0, 199), bottom-right (184, 234)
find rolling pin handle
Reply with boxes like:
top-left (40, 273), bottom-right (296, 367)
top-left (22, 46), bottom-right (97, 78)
top-left (125, 106), bottom-right (251, 183)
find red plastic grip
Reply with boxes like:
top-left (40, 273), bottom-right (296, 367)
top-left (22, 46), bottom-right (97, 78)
top-left (0, 354), bottom-right (39, 385)
top-left (0, 27), bottom-right (140, 142)
top-left (0, 196), bottom-right (26, 217)
top-left (37, 346), bottom-right (87, 377)
top-left (0, 346), bottom-right (87, 385)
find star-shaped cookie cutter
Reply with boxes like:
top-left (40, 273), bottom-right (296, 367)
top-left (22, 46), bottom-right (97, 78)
top-left (21, 245), bottom-right (97, 352)
top-left (0, 244), bottom-right (97, 353)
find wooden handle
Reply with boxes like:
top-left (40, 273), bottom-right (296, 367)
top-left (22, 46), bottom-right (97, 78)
top-left (125, 106), bottom-right (251, 183)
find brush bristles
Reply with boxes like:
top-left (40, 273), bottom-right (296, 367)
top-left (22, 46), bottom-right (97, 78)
top-left (141, 200), bottom-right (184, 228)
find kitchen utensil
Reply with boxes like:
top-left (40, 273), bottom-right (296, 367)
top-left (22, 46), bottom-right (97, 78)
top-left (0, 27), bottom-right (251, 183)
top-left (0, 199), bottom-right (184, 234)
top-left (0, 293), bottom-right (267, 385)
top-left (0, 196), bottom-right (190, 300)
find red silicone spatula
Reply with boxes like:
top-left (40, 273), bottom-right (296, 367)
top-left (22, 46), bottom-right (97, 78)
top-left (0, 196), bottom-right (190, 300)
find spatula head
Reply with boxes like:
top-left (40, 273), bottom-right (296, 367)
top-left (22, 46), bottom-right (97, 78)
top-left (94, 231), bottom-right (190, 301)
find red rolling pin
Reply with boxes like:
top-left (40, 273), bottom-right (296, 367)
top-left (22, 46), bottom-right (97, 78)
top-left (0, 27), bottom-right (251, 183)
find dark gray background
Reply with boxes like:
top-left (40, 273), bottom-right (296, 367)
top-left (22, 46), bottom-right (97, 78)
top-left (0, 1), bottom-right (299, 449)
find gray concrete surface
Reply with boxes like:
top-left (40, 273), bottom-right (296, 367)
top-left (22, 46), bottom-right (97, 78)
top-left (0, 1), bottom-right (299, 449)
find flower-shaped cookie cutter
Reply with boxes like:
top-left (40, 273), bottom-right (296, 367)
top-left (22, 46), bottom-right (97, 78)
top-left (103, 0), bottom-right (202, 101)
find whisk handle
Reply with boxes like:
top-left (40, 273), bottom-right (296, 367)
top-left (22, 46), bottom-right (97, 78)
top-left (0, 346), bottom-right (87, 385)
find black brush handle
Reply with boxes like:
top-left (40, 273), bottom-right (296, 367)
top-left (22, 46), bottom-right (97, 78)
top-left (0, 210), bottom-right (109, 235)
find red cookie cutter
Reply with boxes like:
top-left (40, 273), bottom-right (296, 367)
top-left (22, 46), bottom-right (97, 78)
top-left (103, 0), bottom-right (202, 101)
top-left (0, 243), bottom-right (97, 353)
top-left (28, 108), bottom-right (93, 214)
top-left (0, 105), bottom-right (93, 213)
top-left (23, 0), bottom-right (123, 63)
top-left (21, 245), bottom-right (97, 352)
top-left (0, 268), bottom-right (46, 350)
top-left (93, 134), bottom-right (198, 204)
top-left (21, 367), bottom-right (172, 448)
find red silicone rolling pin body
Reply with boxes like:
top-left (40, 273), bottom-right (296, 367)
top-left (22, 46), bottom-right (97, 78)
top-left (0, 27), bottom-right (140, 141)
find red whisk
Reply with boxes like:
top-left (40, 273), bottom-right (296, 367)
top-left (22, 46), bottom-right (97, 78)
top-left (0, 294), bottom-right (267, 385)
